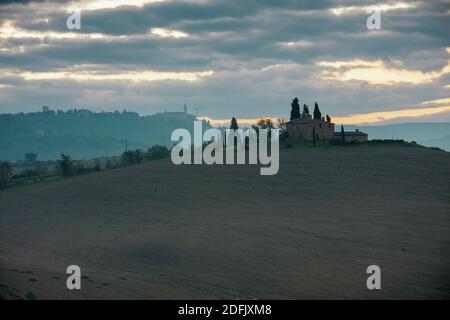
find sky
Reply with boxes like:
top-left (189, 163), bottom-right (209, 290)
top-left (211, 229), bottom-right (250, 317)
top-left (0, 0), bottom-right (449, 125)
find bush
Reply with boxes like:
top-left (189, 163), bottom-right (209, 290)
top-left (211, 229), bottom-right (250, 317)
top-left (367, 139), bottom-right (405, 145)
top-left (0, 161), bottom-right (12, 178)
top-left (93, 160), bottom-right (101, 172)
top-left (57, 154), bottom-right (74, 176)
top-left (121, 150), bottom-right (143, 166)
top-left (74, 162), bottom-right (85, 174)
top-left (21, 168), bottom-right (40, 177)
top-left (144, 145), bottom-right (170, 161)
top-left (0, 161), bottom-right (13, 189)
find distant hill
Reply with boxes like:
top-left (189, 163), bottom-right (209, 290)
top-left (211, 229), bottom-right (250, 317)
top-left (347, 123), bottom-right (450, 151)
top-left (0, 109), bottom-right (210, 161)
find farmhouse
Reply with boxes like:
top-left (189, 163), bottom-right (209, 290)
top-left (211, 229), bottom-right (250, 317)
top-left (334, 129), bottom-right (368, 143)
top-left (286, 99), bottom-right (368, 142)
top-left (287, 115), bottom-right (335, 141)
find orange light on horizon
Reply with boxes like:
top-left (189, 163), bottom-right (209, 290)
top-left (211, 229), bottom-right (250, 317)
top-left (198, 105), bottom-right (450, 127)
top-left (328, 105), bottom-right (450, 125)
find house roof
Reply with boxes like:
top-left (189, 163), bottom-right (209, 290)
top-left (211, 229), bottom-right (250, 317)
top-left (288, 117), bottom-right (333, 125)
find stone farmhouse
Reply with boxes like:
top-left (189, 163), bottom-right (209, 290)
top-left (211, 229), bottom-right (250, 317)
top-left (286, 103), bottom-right (368, 143)
top-left (287, 115), bottom-right (335, 141)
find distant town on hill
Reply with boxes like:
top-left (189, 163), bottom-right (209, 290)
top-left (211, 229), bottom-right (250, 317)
top-left (0, 106), bottom-right (211, 161)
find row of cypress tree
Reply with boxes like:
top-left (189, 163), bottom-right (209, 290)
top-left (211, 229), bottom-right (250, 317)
top-left (290, 97), bottom-right (330, 122)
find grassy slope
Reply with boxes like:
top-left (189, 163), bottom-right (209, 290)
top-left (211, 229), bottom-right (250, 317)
top-left (0, 145), bottom-right (449, 299)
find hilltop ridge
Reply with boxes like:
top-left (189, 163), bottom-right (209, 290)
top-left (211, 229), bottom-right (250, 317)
top-left (0, 108), bottom-right (210, 161)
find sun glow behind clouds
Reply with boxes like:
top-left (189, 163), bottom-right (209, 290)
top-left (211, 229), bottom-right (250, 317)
top-left (333, 106), bottom-right (450, 125)
top-left (151, 28), bottom-right (189, 39)
top-left (318, 59), bottom-right (450, 85)
top-left (2, 68), bottom-right (214, 83)
top-left (422, 97), bottom-right (450, 106)
top-left (0, 21), bottom-right (112, 41)
top-left (280, 40), bottom-right (313, 48)
top-left (331, 2), bottom-right (416, 15)
top-left (0, 21), bottom-right (188, 52)
top-left (199, 105), bottom-right (450, 127)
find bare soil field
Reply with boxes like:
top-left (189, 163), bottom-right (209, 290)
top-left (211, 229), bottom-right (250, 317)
top-left (1, 145), bottom-right (449, 299)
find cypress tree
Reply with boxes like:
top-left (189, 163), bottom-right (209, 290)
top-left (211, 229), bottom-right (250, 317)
top-left (230, 117), bottom-right (239, 130)
top-left (290, 97), bottom-right (301, 120)
top-left (313, 102), bottom-right (322, 120)
top-left (302, 104), bottom-right (310, 118)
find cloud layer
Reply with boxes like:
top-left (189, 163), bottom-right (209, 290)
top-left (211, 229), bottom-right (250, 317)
top-left (0, 0), bottom-right (449, 124)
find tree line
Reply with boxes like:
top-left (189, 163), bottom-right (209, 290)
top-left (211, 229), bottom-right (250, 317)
top-left (0, 144), bottom-right (171, 189)
top-left (290, 97), bottom-right (331, 123)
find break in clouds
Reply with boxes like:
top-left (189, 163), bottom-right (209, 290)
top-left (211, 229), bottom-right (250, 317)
top-left (0, 0), bottom-right (449, 123)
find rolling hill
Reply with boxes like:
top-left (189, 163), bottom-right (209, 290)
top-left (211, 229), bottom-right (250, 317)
top-left (0, 109), bottom-right (210, 161)
top-left (1, 144), bottom-right (449, 299)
